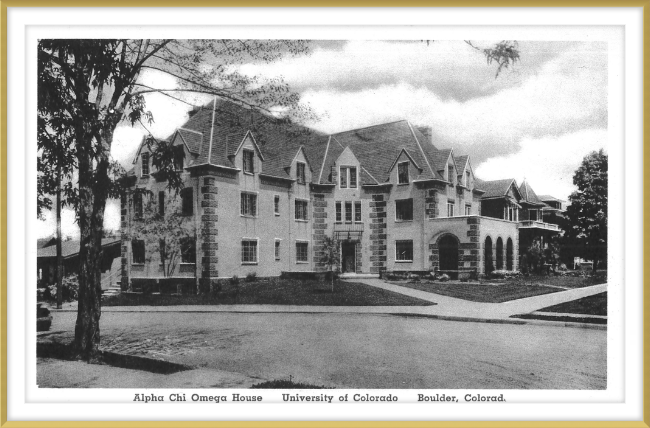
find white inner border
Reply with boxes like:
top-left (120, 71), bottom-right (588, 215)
top-left (7, 7), bottom-right (643, 422)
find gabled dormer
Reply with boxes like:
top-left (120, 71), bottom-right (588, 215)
top-left (288, 146), bottom-right (312, 185)
top-left (335, 146), bottom-right (361, 190)
top-left (230, 131), bottom-right (265, 175)
top-left (388, 148), bottom-right (423, 185)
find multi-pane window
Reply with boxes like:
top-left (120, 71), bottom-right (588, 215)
top-left (339, 166), bottom-right (357, 189)
top-left (275, 240), bottom-right (281, 260)
top-left (395, 240), bottom-right (413, 262)
top-left (398, 162), bottom-right (409, 184)
top-left (181, 188), bottom-right (193, 216)
top-left (447, 166), bottom-right (454, 183)
top-left (345, 201), bottom-right (353, 223)
top-left (243, 149), bottom-right (254, 174)
top-left (355, 201), bottom-right (362, 222)
top-left (465, 204), bottom-right (472, 216)
top-left (158, 191), bottom-right (165, 217)
top-left (241, 240), bottom-right (258, 264)
top-left (447, 201), bottom-right (455, 217)
top-left (274, 195), bottom-right (280, 215)
top-left (395, 199), bottom-right (413, 221)
top-left (241, 192), bottom-right (257, 217)
top-left (296, 162), bottom-right (306, 184)
top-left (180, 237), bottom-right (196, 264)
top-left (141, 152), bottom-right (150, 177)
top-left (296, 242), bottom-right (308, 263)
top-left (295, 199), bottom-right (308, 221)
top-left (335, 202), bottom-right (342, 222)
top-left (132, 240), bottom-right (145, 264)
top-left (134, 192), bottom-right (143, 219)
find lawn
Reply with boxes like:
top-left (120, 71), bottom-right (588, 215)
top-left (503, 274), bottom-right (607, 289)
top-left (103, 279), bottom-right (434, 307)
top-left (534, 292), bottom-right (607, 316)
top-left (391, 281), bottom-right (560, 303)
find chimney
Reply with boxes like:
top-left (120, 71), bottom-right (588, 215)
top-left (416, 126), bottom-right (433, 145)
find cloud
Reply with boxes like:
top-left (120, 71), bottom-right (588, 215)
top-left (474, 128), bottom-right (607, 201)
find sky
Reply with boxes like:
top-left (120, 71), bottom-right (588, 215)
top-left (37, 40), bottom-right (608, 239)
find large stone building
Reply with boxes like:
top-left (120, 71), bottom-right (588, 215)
top-left (119, 99), bottom-right (562, 291)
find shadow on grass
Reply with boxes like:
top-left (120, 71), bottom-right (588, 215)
top-left (251, 379), bottom-right (333, 389)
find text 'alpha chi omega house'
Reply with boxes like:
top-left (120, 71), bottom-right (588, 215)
top-left (119, 99), bottom-right (564, 292)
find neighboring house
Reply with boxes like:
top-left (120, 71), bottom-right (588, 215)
top-left (37, 238), bottom-right (122, 289)
top-left (538, 194), bottom-right (566, 226)
top-left (120, 99), bottom-right (562, 290)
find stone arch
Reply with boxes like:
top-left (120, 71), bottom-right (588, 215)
top-left (496, 237), bottom-right (504, 270)
top-left (506, 237), bottom-right (514, 271)
top-left (437, 233), bottom-right (460, 274)
top-left (484, 235), bottom-right (494, 275)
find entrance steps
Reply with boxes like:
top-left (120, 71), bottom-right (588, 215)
top-left (340, 273), bottom-right (380, 279)
top-left (102, 285), bottom-right (122, 296)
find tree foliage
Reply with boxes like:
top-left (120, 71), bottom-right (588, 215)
top-left (562, 149), bottom-right (608, 271)
top-left (319, 236), bottom-right (340, 292)
top-left (37, 39), bottom-right (313, 359)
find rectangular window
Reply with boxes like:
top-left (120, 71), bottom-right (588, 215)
top-left (241, 240), bottom-right (258, 264)
top-left (465, 204), bottom-right (471, 216)
top-left (529, 209), bottom-right (538, 221)
top-left (274, 195), bottom-right (280, 215)
top-left (345, 201), bottom-right (353, 223)
top-left (158, 191), bottom-right (165, 217)
top-left (349, 167), bottom-right (357, 188)
top-left (395, 240), bottom-right (413, 262)
top-left (295, 199), bottom-right (308, 221)
top-left (173, 146), bottom-right (184, 171)
top-left (134, 192), bottom-right (143, 219)
top-left (447, 201), bottom-right (455, 217)
top-left (465, 171), bottom-right (471, 187)
top-left (395, 199), bottom-right (413, 221)
top-left (243, 149), bottom-right (254, 174)
top-left (275, 240), bottom-right (281, 260)
top-left (241, 192), bottom-right (257, 217)
top-left (132, 240), bottom-right (145, 264)
top-left (141, 152), bottom-right (149, 177)
top-left (296, 242), bottom-right (308, 263)
top-left (355, 201), bottom-right (361, 222)
top-left (180, 237), bottom-right (196, 264)
top-left (447, 167), bottom-right (454, 183)
top-left (340, 166), bottom-right (348, 188)
top-left (335, 202), bottom-right (342, 222)
top-left (181, 188), bottom-right (193, 216)
top-left (398, 162), bottom-right (409, 184)
top-left (296, 162), bottom-right (306, 184)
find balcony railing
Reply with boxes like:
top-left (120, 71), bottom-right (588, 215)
top-left (519, 220), bottom-right (560, 231)
top-left (333, 222), bottom-right (364, 240)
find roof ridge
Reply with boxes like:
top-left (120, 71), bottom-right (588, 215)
top-left (318, 136), bottom-right (332, 184)
top-left (407, 121), bottom-right (436, 178)
top-left (331, 119), bottom-right (408, 137)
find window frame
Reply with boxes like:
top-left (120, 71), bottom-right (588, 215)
top-left (345, 201), bottom-right (353, 223)
top-left (354, 201), bottom-right (362, 223)
top-left (447, 166), bottom-right (454, 184)
top-left (141, 152), bottom-right (150, 177)
top-left (395, 240), bottom-right (414, 263)
top-left (158, 191), bottom-right (165, 217)
top-left (335, 201), bottom-right (342, 223)
top-left (274, 239), bottom-right (281, 260)
top-left (447, 200), bottom-right (455, 217)
top-left (180, 237), bottom-right (196, 264)
top-left (339, 166), bottom-right (358, 189)
top-left (133, 192), bottom-right (143, 220)
top-left (295, 241), bottom-right (309, 264)
top-left (274, 195), bottom-right (280, 216)
top-left (131, 239), bottom-right (146, 265)
top-left (173, 146), bottom-right (185, 171)
top-left (296, 162), bottom-right (306, 185)
top-left (465, 204), bottom-right (472, 216)
top-left (243, 149), bottom-right (255, 175)
top-left (241, 239), bottom-right (259, 265)
top-left (181, 187), bottom-right (194, 216)
top-left (397, 161), bottom-right (409, 185)
top-left (240, 192), bottom-right (258, 217)
top-left (295, 199), bottom-right (309, 221)
top-left (395, 198), bottom-right (414, 222)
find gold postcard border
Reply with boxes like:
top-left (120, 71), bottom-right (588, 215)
top-left (0, 3), bottom-right (647, 427)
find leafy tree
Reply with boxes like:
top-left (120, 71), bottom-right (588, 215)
top-left (563, 149), bottom-right (608, 272)
top-left (319, 236), bottom-right (340, 293)
top-left (131, 191), bottom-right (195, 278)
top-left (37, 39), bottom-right (312, 360)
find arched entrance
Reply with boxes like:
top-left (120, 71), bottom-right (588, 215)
top-left (496, 237), bottom-right (504, 270)
top-left (484, 236), bottom-right (493, 274)
top-left (506, 238), bottom-right (513, 270)
top-left (438, 235), bottom-right (459, 275)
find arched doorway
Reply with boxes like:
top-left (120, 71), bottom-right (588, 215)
top-left (484, 236), bottom-right (493, 274)
top-left (496, 237), bottom-right (504, 270)
top-left (438, 235), bottom-right (459, 276)
top-left (506, 238), bottom-right (513, 270)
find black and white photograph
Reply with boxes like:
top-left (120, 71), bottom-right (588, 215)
top-left (35, 37), bottom-right (609, 391)
top-left (5, 7), bottom-right (642, 423)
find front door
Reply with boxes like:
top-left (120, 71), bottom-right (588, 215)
top-left (341, 242), bottom-right (356, 273)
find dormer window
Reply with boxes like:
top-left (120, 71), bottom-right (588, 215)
top-left (141, 152), bottom-right (150, 177)
top-left (243, 149), bottom-right (254, 174)
top-left (447, 166), bottom-right (454, 183)
top-left (296, 162), bottom-right (306, 184)
top-left (465, 171), bottom-right (470, 187)
top-left (340, 166), bottom-right (357, 189)
top-left (398, 162), bottom-right (409, 184)
top-left (173, 146), bottom-right (185, 171)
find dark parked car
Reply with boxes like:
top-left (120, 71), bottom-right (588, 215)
top-left (37, 303), bottom-right (52, 331)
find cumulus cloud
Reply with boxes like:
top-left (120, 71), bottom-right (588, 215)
top-left (474, 128), bottom-right (608, 201)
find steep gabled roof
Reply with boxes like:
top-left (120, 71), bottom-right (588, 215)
top-left (519, 180), bottom-right (545, 206)
top-left (476, 178), bottom-right (519, 199)
top-left (37, 238), bottom-right (120, 259)
top-left (454, 155), bottom-right (469, 173)
top-left (538, 194), bottom-right (564, 202)
top-left (176, 128), bottom-right (203, 154)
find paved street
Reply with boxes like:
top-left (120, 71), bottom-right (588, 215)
top-left (40, 310), bottom-right (606, 389)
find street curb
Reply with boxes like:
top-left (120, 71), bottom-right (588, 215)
top-left (389, 313), bottom-right (607, 330)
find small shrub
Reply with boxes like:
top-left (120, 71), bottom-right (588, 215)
top-left (45, 274), bottom-right (79, 302)
top-left (229, 275), bottom-right (240, 286)
top-left (438, 274), bottom-right (450, 282)
top-left (245, 272), bottom-right (257, 283)
top-left (407, 273), bottom-right (420, 282)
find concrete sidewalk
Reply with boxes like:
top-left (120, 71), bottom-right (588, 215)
top-left (50, 279), bottom-right (607, 329)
